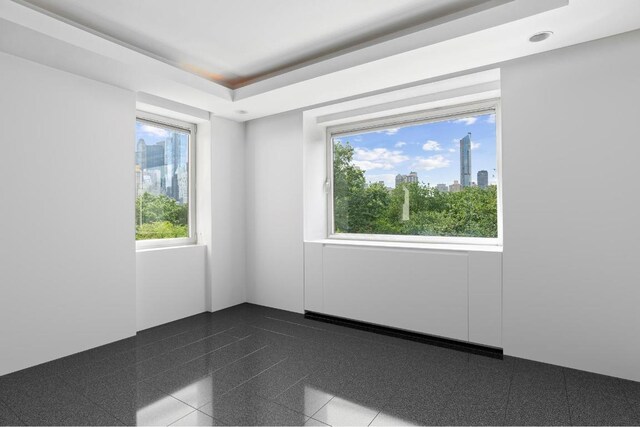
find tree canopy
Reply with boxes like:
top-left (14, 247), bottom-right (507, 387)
top-left (135, 193), bottom-right (188, 240)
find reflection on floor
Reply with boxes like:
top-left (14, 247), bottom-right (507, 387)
top-left (1, 303), bottom-right (639, 426)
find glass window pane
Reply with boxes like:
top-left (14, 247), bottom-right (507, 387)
top-left (332, 112), bottom-right (498, 238)
top-left (135, 120), bottom-right (190, 240)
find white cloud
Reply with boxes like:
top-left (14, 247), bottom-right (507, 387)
top-left (454, 117), bottom-right (478, 126)
top-left (449, 148), bottom-right (456, 153)
top-left (422, 140), bottom-right (441, 151)
top-left (353, 147), bottom-right (409, 171)
top-left (376, 128), bottom-right (399, 135)
top-left (353, 136), bottom-right (363, 142)
top-left (471, 142), bottom-right (481, 150)
top-left (140, 124), bottom-right (170, 138)
top-left (354, 160), bottom-right (391, 170)
top-left (486, 114), bottom-right (496, 124)
top-left (412, 155), bottom-right (450, 171)
top-left (394, 141), bottom-right (407, 148)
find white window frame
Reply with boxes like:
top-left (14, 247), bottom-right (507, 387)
top-left (135, 111), bottom-right (197, 249)
top-left (326, 99), bottom-right (503, 246)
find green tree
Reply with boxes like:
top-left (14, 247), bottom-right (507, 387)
top-left (333, 141), bottom-right (366, 233)
top-left (135, 192), bottom-right (189, 239)
top-left (136, 221), bottom-right (188, 240)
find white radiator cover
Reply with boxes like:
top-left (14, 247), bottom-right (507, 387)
top-left (304, 242), bottom-right (502, 348)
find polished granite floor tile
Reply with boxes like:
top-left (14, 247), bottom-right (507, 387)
top-left (132, 332), bottom-right (238, 381)
top-left (311, 396), bottom-right (379, 426)
top-left (568, 391), bottom-right (639, 426)
top-left (621, 378), bottom-right (640, 404)
top-left (235, 355), bottom-right (316, 399)
top-left (84, 380), bottom-right (193, 426)
top-left (2, 303), bottom-right (640, 426)
top-left (20, 400), bottom-right (123, 426)
top-left (0, 401), bottom-right (24, 426)
top-left (199, 387), bottom-right (308, 426)
top-left (275, 377), bottom-right (337, 417)
top-left (504, 372), bottom-right (571, 426)
top-left (437, 364), bottom-right (513, 426)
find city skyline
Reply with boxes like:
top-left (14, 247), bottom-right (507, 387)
top-left (334, 112), bottom-right (497, 188)
top-left (135, 121), bottom-right (190, 204)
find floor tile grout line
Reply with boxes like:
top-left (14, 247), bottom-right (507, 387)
top-left (134, 334), bottom-right (248, 382)
top-left (69, 332), bottom-right (247, 388)
top-left (217, 357), bottom-right (289, 398)
top-left (5, 319), bottom-right (236, 383)
top-left (272, 374), bottom-right (310, 401)
top-left (309, 395), bottom-right (336, 420)
top-left (368, 410), bottom-right (382, 426)
top-left (247, 325), bottom-right (301, 339)
top-left (167, 408), bottom-right (199, 426)
top-left (56, 339), bottom-right (271, 425)
top-left (168, 408), bottom-right (227, 427)
top-left (562, 368), bottom-right (574, 426)
top-left (151, 344), bottom-right (273, 410)
top-left (264, 316), bottom-right (328, 331)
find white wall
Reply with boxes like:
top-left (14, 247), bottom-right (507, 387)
top-left (245, 30), bottom-right (640, 381)
top-left (209, 116), bottom-right (247, 311)
top-left (136, 245), bottom-right (206, 331)
top-left (245, 112), bottom-right (304, 312)
top-left (501, 30), bottom-right (640, 381)
top-left (134, 109), bottom-right (245, 327)
top-left (0, 52), bottom-right (136, 376)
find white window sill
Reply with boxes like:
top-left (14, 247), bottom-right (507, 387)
top-left (136, 243), bottom-right (204, 253)
top-left (306, 238), bottom-right (503, 253)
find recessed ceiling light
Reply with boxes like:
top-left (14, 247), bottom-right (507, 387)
top-left (529, 31), bottom-right (553, 43)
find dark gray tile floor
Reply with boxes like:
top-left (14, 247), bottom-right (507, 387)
top-left (1, 303), bottom-right (639, 426)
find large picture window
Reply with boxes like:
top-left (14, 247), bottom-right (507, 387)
top-left (329, 102), bottom-right (500, 244)
top-left (135, 113), bottom-right (195, 246)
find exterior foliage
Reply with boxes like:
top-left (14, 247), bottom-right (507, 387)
top-left (333, 141), bottom-right (498, 238)
top-left (135, 193), bottom-right (188, 240)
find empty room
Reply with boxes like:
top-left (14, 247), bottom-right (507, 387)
top-left (1, 0), bottom-right (639, 426)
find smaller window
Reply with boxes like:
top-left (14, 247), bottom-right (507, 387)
top-left (328, 101), bottom-right (501, 245)
top-left (135, 112), bottom-right (196, 247)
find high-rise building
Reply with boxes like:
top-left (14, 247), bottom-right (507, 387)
top-left (449, 180), bottom-right (462, 193)
top-left (395, 172), bottom-right (419, 187)
top-left (477, 170), bottom-right (489, 188)
top-left (460, 133), bottom-right (472, 187)
top-left (436, 183), bottom-right (448, 192)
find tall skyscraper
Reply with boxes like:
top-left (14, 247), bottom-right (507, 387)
top-left (477, 170), bottom-right (489, 188)
top-left (460, 133), bottom-right (472, 187)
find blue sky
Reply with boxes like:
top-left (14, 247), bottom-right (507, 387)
top-left (334, 113), bottom-right (497, 188)
top-left (136, 121), bottom-right (188, 146)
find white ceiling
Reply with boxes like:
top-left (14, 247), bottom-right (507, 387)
top-left (21, 0), bottom-right (488, 87)
top-left (2, 0), bottom-right (640, 122)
